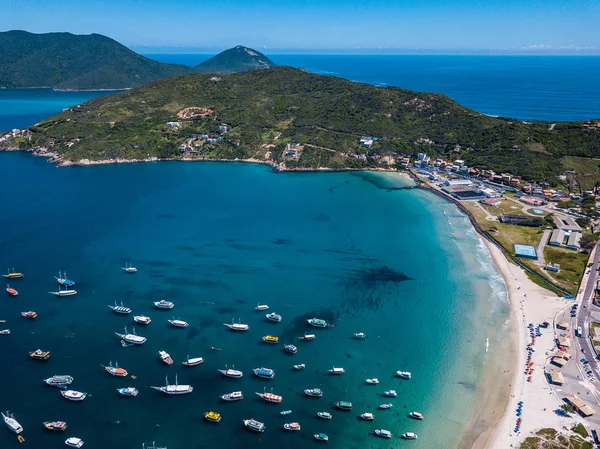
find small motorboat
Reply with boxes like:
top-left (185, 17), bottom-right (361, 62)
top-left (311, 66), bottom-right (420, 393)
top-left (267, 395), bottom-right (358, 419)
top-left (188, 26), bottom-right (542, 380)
top-left (168, 318), bottom-right (189, 328)
top-left (375, 429), bottom-right (392, 439)
top-left (378, 403), bottom-right (393, 409)
top-left (366, 378), bottom-right (379, 384)
top-left (122, 262), bottom-right (137, 273)
top-left (284, 344), bottom-right (298, 354)
top-left (243, 418), bottom-right (265, 433)
top-left (396, 371), bottom-right (412, 379)
top-left (2, 411), bottom-right (23, 434)
top-left (383, 390), bottom-right (397, 397)
top-left (280, 410), bottom-right (292, 415)
top-left (221, 391), bottom-right (244, 401)
top-left (353, 332), bottom-right (366, 339)
top-left (294, 364), bottom-right (306, 370)
top-left (204, 411), bottom-right (221, 423)
top-left (223, 319), bottom-right (249, 331)
top-left (21, 311), bottom-right (37, 319)
top-left (108, 301), bottom-right (132, 314)
top-left (43, 421), bottom-right (68, 431)
top-left (3, 269), bottom-right (24, 279)
top-left (307, 318), bottom-right (329, 328)
top-left (314, 433), bottom-right (329, 441)
top-left (6, 284), bottom-right (18, 296)
top-left (317, 412), bottom-right (332, 420)
top-left (335, 401), bottom-right (353, 411)
top-left (304, 388), bottom-right (323, 397)
top-left (44, 375), bottom-right (74, 387)
top-left (262, 335), bottom-right (279, 344)
top-left (61, 390), bottom-right (87, 401)
top-left (30, 349), bottom-right (50, 360)
top-left (402, 432), bottom-right (418, 440)
top-left (133, 315), bottom-right (151, 325)
top-left (182, 356), bottom-right (204, 366)
top-left (153, 300), bottom-right (174, 309)
top-left (65, 437), bottom-right (84, 447)
top-left (102, 361), bottom-right (128, 377)
top-left (266, 312), bottom-right (282, 323)
top-left (360, 413), bottom-right (375, 421)
top-left (117, 387), bottom-right (138, 397)
top-left (409, 411), bottom-right (424, 420)
top-left (284, 422), bottom-right (301, 431)
top-left (253, 367), bottom-right (275, 379)
top-left (254, 304), bottom-right (269, 311)
top-left (159, 351), bottom-right (174, 365)
top-left (0, 329), bottom-right (9, 335)
top-left (298, 333), bottom-right (316, 341)
top-left (328, 367), bottom-right (344, 375)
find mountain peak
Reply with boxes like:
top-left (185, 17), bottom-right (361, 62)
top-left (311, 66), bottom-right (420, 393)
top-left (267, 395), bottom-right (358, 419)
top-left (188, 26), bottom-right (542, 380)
top-left (196, 46), bottom-right (276, 74)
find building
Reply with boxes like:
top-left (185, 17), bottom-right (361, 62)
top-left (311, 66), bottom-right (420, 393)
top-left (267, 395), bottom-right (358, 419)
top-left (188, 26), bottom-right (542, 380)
top-left (166, 121), bottom-right (181, 128)
top-left (545, 263), bottom-right (561, 273)
top-left (500, 215), bottom-right (543, 227)
top-left (514, 244), bottom-right (538, 259)
top-left (549, 229), bottom-right (566, 246)
top-left (480, 198), bottom-right (502, 207)
top-left (556, 321), bottom-right (569, 330)
top-left (566, 395), bottom-right (596, 417)
top-left (553, 215), bottom-right (582, 233)
top-left (454, 159), bottom-right (465, 167)
top-left (444, 179), bottom-right (472, 187)
top-left (479, 188), bottom-right (501, 198)
top-left (520, 197), bottom-right (544, 206)
top-left (548, 370), bottom-right (565, 385)
top-left (567, 232), bottom-right (582, 250)
top-left (551, 351), bottom-right (571, 367)
top-left (557, 335), bottom-right (571, 348)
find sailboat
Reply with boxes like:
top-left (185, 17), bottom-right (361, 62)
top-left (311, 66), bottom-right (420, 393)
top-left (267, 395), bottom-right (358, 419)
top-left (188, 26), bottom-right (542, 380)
top-left (55, 271), bottom-right (75, 287)
top-left (2, 269), bottom-right (23, 279)
top-left (49, 284), bottom-right (77, 296)
top-left (150, 374), bottom-right (193, 395)
top-left (115, 326), bottom-right (146, 345)
top-left (122, 262), bottom-right (137, 273)
top-left (223, 318), bottom-right (249, 331)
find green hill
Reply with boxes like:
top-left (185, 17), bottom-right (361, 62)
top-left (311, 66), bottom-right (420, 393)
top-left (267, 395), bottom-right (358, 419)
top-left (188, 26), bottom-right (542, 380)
top-left (2, 67), bottom-right (599, 180)
top-left (196, 45), bottom-right (276, 74)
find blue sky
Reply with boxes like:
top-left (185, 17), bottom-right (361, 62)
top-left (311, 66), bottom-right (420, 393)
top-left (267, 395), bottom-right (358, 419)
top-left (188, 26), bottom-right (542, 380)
top-left (1, 0), bottom-right (599, 53)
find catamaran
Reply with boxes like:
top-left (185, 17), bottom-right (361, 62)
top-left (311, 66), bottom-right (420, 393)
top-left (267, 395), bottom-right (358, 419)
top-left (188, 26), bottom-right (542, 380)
top-left (2, 411), bottom-right (23, 434)
top-left (49, 285), bottom-right (77, 296)
top-left (44, 375), bottom-right (74, 387)
top-left (243, 418), bottom-right (265, 432)
top-left (6, 284), bottom-right (18, 296)
top-left (256, 388), bottom-right (282, 403)
top-left (221, 391), bottom-right (243, 401)
top-left (159, 351), bottom-right (173, 365)
top-left (182, 355), bottom-right (203, 366)
top-left (102, 361), bottom-right (128, 377)
top-left (55, 271), bottom-right (75, 287)
top-left (168, 318), bottom-right (188, 328)
top-left (122, 262), bottom-right (137, 273)
top-left (115, 326), bottom-right (146, 345)
top-left (61, 390), bottom-right (87, 401)
top-left (153, 299), bottom-right (174, 309)
top-left (223, 319), bottom-right (249, 331)
top-left (3, 269), bottom-right (23, 279)
top-left (150, 375), bottom-right (193, 395)
top-left (43, 421), bottom-right (67, 431)
top-left (218, 365), bottom-right (243, 378)
top-left (108, 301), bottom-right (131, 314)
top-left (266, 312), bottom-right (282, 322)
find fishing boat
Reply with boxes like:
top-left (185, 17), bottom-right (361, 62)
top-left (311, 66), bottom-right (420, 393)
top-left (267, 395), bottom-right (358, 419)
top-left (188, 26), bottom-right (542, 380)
top-left (221, 391), bottom-right (243, 401)
top-left (314, 433), bottom-right (329, 441)
top-left (0, 329), bottom-right (9, 335)
top-left (401, 432), bottom-right (418, 440)
top-left (243, 419), bottom-right (265, 433)
top-left (328, 367), bottom-right (344, 375)
top-left (409, 411), bottom-right (424, 420)
top-left (284, 422), bottom-right (301, 431)
top-left (182, 356), bottom-right (204, 366)
top-left (223, 319), bottom-right (249, 331)
top-left (218, 365), bottom-right (243, 378)
top-left (298, 333), bottom-right (316, 341)
top-left (115, 326), bottom-right (146, 345)
top-left (253, 367), bottom-right (275, 379)
top-left (168, 318), bottom-right (188, 328)
top-left (102, 361), bottom-right (128, 377)
top-left (122, 262), bottom-right (137, 273)
top-left (133, 315), bottom-right (151, 325)
top-left (307, 318), bottom-right (329, 328)
top-left (360, 413), bottom-right (375, 421)
top-left (266, 312), bottom-right (282, 322)
top-left (284, 343), bottom-right (298, 354)
top-left (366, 378), bottom-right (379, 384)
top-left (49, 285), bottom-right (77, 296)
top-left (6, 284), bottom-right (18, 296)
top-left (204, 411), bottom-right (221, 423)
top-left (3, 269), bottom-right (23, 279)
top-left (55, 271), bottom-right (75, 287)
top-left (159, 351), bottom-right (174, 365)
top-left (43, 421), bottom-right (67, 431)
top-left (30, 349), bottom-right (50, 360)
top-left (262, 335), bottom-right (279, 344)
top-left (375, 429), bottom-right (392, 439)
top-left (21, 311), bottom-right (37, 319)
top-left (61, 390), bottom-right (87, 401)
top-left (383, 390), bottom-right (397, 397)
top-left (254, 304), bottom-right (269, 311)
top-left (335, 401), bottom-right (352, 411)
top-left (353, 332), bottom-right (366, 339)
top-left (117, 387), bottom-right (138, 397)
top-left (378, 403), bottom-right (393, 409)
top-left (108, 301), bottom-right (132, 314)
top-left (317, 412), bottom-right (332, 420)
top-left (2, 411), bottom-right (23, 434)
top-left (304, 388), bottom-right (323, 397)
top-left (150, 375), bottom-right (193, 395)
top-left (153, 299), bottom-right (174, 309)
top-left (44, 375), bottom-right (74, 387)
top-left (256, 388), bottom-right (282, 403)
top-left (396, 371), bottom-right (412, 379)
top-left (65, 437), bottom-right (84, 447)
top-left (294, 364), bottom-right (306, 370)
top-left (280, 410), bottom-right (292, 415)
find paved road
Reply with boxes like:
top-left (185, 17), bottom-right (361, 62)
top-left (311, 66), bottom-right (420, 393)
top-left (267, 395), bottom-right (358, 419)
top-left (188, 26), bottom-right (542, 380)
top-left (535, 229), bottom-right (551, 266)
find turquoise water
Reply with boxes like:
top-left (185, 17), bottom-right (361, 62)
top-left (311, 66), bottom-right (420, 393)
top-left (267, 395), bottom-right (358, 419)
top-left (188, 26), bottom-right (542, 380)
top-left (0, 153), bottom-right (508, 448)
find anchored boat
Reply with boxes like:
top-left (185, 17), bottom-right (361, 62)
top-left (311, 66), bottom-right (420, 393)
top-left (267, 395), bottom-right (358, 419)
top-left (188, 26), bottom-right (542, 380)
top-left (396, 371), bottom-right (412, 379)
top-left (44, 375), bottom-right (74, 388)
top-left (55, 271), bottom-right (75, 287)
top-left (168, 318), bottom-right (188, 328)
top-left (21, 311), bottom-right (37, 319)
top-left (409, 411), bottom-right (424, 420)
top-left (61, 390), bottom-right (87, 401)
top-left (0, 329), bottom-right (9, 335)
top-left (402, 432), bottom-right (418, 440)
top-left (65, 437), bottom-right (84, 447)
top-left (294, 364), bottom-right (306, 370)
top-left (366, 378), bottom-right (379, 384)
top-left (284, 344), bottom-right (298, 354)
top-left (353, 332), bottom-right (366, 339)
top-left (108, 301), bottom-right (132, 314)
top-left (304, 388), bottom-right (323, 397)
top-left (266, 312), bottom-right (282, 322)
top-left (115, 326), bottom-right (146, 345)
top-left (122, 262), bottom-right (137, 273)
top-left (253, 367), bottom-right (275, 379)
top-left (223, 319), bottom-right (249, 331)
top-left (298, 333), bottom-right (316, 341)
top-left (2, 411), bottom-right (23, 434)
top-left (262, 335), bottom-right (279, 344)
top-left (204, 411), bottom-right (221, 423)
top-left (256, 388), bottom-right (282, 403)
top-left (243, 418), bottom-right (265, 433)
top-left (335, 401), bottom-right (353, 411)
top-left (49, 285), bottom-right (77, 296)
top-left (218, 365), bottom-right (243, 378)
top-left (254, 303), bottom-right (269, 311)
top-left (284, 422), bottom-right (301, 431)
top-left (30, 349), bottom-right (50, 360)
top-left (307, 318), bottom-right (329, 328)
top-left (117, 387), bottom-right (138, 397)
top-left (182, 355), bottom-right (203, 366)
top-left (375, 429), bottom-right (392, 439)
top-left (159, 351), bottom-right (173, 365)
top-left (383, 390), bottom-right (397, 397)
top-left (102, 361), bottom-right (128, 377)
top-left (378, 403), bottom-right (393, 409)
top-left (221, 391), bottom-right (243, 401)
top-left (360, 413), bottom-right (375, 421)
top-left (43, 421), bottom-right (67, 431)
top-left (317, 412), bottom-right (332, 419)
top-left (6, 284), bottom-right (18, 296)
top-left (3, 269), bottom-right (23, 279)
top-left (314, 433), bottom-right (329, 441)
top-left (328, 367), bottom-right (344, 375)
top-left (153, 299), bottom-right (174, 309)
top-left (150, 375), bottom-right (193, 395)
top-left (133, 315), bottom-right (151, 325)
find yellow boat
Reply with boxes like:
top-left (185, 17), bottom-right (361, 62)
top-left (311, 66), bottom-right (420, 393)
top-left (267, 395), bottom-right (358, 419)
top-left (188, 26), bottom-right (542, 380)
top-left (262, 335), bottom-right (279, 344)
top-left (204, 411), bottom-right (221, 423)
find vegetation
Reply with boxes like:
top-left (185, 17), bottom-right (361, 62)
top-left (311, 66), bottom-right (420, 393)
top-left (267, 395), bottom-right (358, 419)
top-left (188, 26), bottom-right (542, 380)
top-left (560, 404), bottom-right (575, 415)
top-left (544, 247), bottom-right (589, 292)
top-left (196, 45), bottom-right (276, 74)
top-left (562, 156), bottom-right (600, 192)
top-left (572, 423), bottom-right (589, 439)
top-left (3, 66), bottom-right (600, 181)
top-left (519, 428), bottom-right (592, 449)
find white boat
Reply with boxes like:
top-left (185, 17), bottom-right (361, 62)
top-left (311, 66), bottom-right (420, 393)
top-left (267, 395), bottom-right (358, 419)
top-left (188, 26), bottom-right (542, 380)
top-left (218, 365), bottom-right (243, 378)
top-left (159, 351), bottom-right (173, 365)
top-left (402, 432), bottom-right (418, 440)
top-left (55, 271), bottom-right (75, 287)
top-left (134, 315), bottom-right (151, 325)
top-left (294, 364), bottom-right (306, 370)
top-left (243, 418), bottom-right (265, 432)
top-left (383, 390), bottom-right (397, 397)
top-left (409, 411), bottom-right (424, 420)
top-left (266, 312), bottom-right (282, 322)
top-left (150, 375), bottom-right (193, 395)
top-left (65, 437), bottom-right (84, 447)
top-left (366, 378), bottom-right (379, 384)
top-left (108, 301), bottom-right (132, 314)
top-left (284, 344), bottom-right (298, 354)
top-left (115, 326), bottom-right (146, 345)
top-left (328, 367), bottom-right (344, 375)
top-left (182, 356), bottom-right (204, 367)
top-left (122, 262), bottom-right (137, 273)
top-left (314, 433), bottom-right (329, 441)
top-left (255, 388), bottom-right (282, 403)
top-left (375, 429), bottom-right (392, 439)
top-left (168, 318), bottom-right (188, 328)
top-left (61, 390), bottom-right (87, 401)
top-left (280, 410), bottom-right (292, 415)
top-left (304, 388), bottom-right (323, 397)
top-left (221, 391), bottom-right (244, 401)
top-left (317, 412), bottom-right (332, 420)
top-left (2, 411), bottom-right (23, 434)
top-left (254, 304), bottom-right (269, 311)
top-left (49, 285), bottom-right (77, 296)
top-left (378, 403), bottom-right (393, 409)
top-left (223, 319), bottom-right (249, 331)
top-left (360, 413), bottom-right (375, 421)
top-left (154, 300), bottom-right (174, 309)
top-left (284, 422), bottom-right (301, 431)
top-left (298, 333), bottom-right (316, 341)
top-left (307, 318), bottom-right (329, 328)
top-left (396, 371), bottom-right (412, 379)
top-left (353, 332), bottom-right (366, 339)
top-left (0, 329), bottom-right (9, 335)
top-left (117, 387), bottom-right (139, 397)
top-left (102, 361), bottom-right (128, 377)
top-left (44, 375), bottom-right (74, 387)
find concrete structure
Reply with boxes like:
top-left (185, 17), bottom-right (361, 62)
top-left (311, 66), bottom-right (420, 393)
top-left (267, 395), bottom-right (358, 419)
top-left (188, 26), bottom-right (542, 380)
top-left (514, 244), bottom-right (538, 259)
top-left (553, 215), bottom-right (582, 233)
top-left (566, 395), bottom-right (596, 417)
top-left (567, 232), bottom-right (582, 250)
top-left (166, 121), bottom-right (181, 128)
top-left (444, 179), bottom-right (472, 187)
top-left (557, 335), bottom-right (571, 348)
top-left (548, 370), bottom-right (565, 385)
top-left (549, 229), bottom-right (566, 246)
top-left (557, 321), bottom-right (569, 330)
top-left (500, 215), bottom-right (543, 227)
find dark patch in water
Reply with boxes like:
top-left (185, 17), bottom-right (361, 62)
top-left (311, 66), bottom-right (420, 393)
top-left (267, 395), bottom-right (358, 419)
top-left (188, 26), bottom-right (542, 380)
top-left (203, 243), bottom-right (216, 247)
top-left (272, 238), bottom-right (293, 245)
top-left (187, 327), bottom-right (201, 339)
top-left (361, 266), bottom-right (413, 283)
top-left (227, 242), bottom-right (262, 251)
top-left (157, 213), bottom-right (176, 219)
top-left (346, 354), bottom-right (352, 359)
top-left (164, 277), bottom-right (229, 290)
top-left (145, 260), bottom-right (172, 267)
top-left (315, 214), bottom-right (331, 222)
top-left (457, 381), bottom-right (477, 391)
top-left (174, 245), bottom-right (197, 251)
top-left (216, 264), bottom-right (264, 274)
top-left (236, 299), bottom-right (247, 304)
top-left (149, 273), bottom-right (165, 278)
top-left (215, 307), bottom-right (236, 315)
top-left (328, 184), bottom-right (340, 193)
top-left (198, 317), bottom-right (216, 328)
top-left (225, 238), bottom-right (239, 242)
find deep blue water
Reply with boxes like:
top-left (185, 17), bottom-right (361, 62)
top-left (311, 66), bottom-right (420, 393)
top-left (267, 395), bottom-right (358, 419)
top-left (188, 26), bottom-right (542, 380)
top-left (147, 54), bottom-right (600, 121)
top-left (0, 153), bottom-right (508, 449)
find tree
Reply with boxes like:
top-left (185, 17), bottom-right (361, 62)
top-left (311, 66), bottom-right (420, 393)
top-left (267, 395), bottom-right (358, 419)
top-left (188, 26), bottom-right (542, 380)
top-left (580, 233), bottom-right (599, 253)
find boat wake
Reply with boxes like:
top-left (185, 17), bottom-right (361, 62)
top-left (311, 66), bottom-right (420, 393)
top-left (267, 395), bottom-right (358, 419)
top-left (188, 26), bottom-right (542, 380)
top-left (485, 338), bottom-right (489, 353)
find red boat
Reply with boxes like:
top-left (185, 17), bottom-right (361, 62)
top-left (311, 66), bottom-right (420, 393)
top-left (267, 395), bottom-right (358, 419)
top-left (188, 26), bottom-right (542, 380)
top-left (6, 284), bottom-right (18, 296)
top-left (21, 311), bottom-right (37, 319)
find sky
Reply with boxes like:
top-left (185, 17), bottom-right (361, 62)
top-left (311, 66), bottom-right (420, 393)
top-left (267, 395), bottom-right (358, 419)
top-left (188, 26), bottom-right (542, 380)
top-left (1, 0), bottom-right (599, 53)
